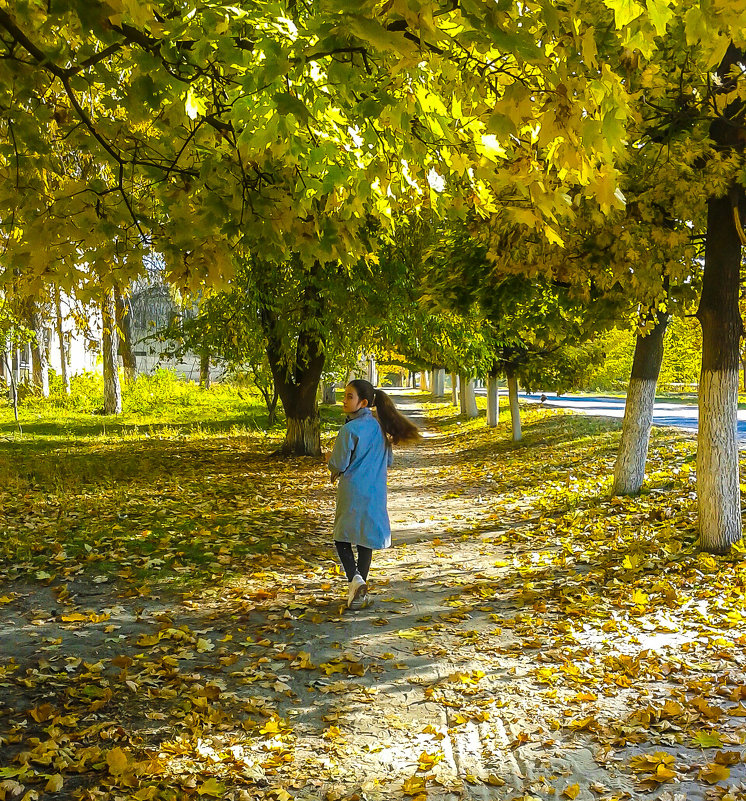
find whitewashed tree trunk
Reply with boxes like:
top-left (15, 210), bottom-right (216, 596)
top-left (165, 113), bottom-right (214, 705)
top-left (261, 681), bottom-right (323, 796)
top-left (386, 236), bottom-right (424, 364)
top-left (613, 378), bottom-right (658, 494)
top-left (507, 373), bottom-right (521, 442)
top-left (698, 369), bottom-right (741, 553)
top-left (612, 314), bottom-right (668, 495)
top-left (696, 180), bottom-right (744, 553)
top-left (451, 373), bottom-right (459, 406)
top-left (464, 378), bottom-right (478, 418)
top-left (435, 368), bottom-right (446, 397)
top-left (422, 370), bottom-right (430, 392)
top-left (459, 375), bottom-right (478, 418)
top-left (102, 289), bottom-right (122, 414)
top-left (284, 415), bottom-right (321, 455)
top-left (54, 288), bottom-right (70, 395)
top-left (487, 374), bottom-right (500, 428)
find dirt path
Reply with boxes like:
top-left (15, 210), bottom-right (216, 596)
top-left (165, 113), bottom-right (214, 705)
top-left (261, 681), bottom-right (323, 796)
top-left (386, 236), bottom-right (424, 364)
top-left (0, 393), bottom-right (744, 800)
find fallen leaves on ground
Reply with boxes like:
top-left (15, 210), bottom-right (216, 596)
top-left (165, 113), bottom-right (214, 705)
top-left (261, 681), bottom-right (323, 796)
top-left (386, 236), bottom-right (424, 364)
top-left (1, 395), bottom-right (746, 800)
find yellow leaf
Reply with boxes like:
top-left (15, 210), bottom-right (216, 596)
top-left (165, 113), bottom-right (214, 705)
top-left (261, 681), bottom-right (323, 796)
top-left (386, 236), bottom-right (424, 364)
top-left (544, 225), bottom-right (565, 247)
top-left (61, 613), bottom-right (88, 622)
top-left (106, 747), bottom-right (129, 776)
top-left (29, 704), bottom-right (55, 723)
top-left (198, 778), bottom-right (224, 796)
top-left (654, 764), bottom-right (676, 781)
top-left (417, 751), bottom-right (443, 771)
top-left (136, 634), bottom-right (160, 647)
top-left (629, 751), bottom-right (675, 772)
top-left (402, 775), bottom-right (427, 795)
top-left (563, 784), bottom-right (580, 799)
top-left (44, 775), bottom-right (64, 793)
top-left (699, 763), bottom-right (730, 784)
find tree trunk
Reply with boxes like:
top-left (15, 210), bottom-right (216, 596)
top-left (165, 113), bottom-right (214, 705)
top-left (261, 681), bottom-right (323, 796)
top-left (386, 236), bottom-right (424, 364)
top-left (322, 381), bottom-right (337, 404)
top-left (200, 350), bottom-right (211, 389)
top-left (2, 352), bottom-right (21, 433)
top-left (507, 369), bottom-right (521, 442)
top-left (742, 355), bottom-right (746, 393)
top-left (459, 375), bottom-right (478, 418)
top-left (432, 367), bottom-right (445, 397)
top-left (275, 365), bottom-right (323, 456)
top-left (696, 45), bottom-right (745, 555)
top-left (612, 313), bottom-right (668, 495)
top-left (116, 292), bottom-right (136, 384)
top-left (451, 373), bottom-right (459, 406)
top-left (260, 264), bottom-right (326, 457)
top-left (29, 304), bottom-right (49, 397)
top-left (102, 288), bottom-right (122, 414)
top-left (697, 189), bottom-right (744, 553)
top-left (487, 371), bottom-right (500, 428)
top-left (267, 386), bottom-right (279, 426)
top-left (54, 288), bottom-right (70, 395)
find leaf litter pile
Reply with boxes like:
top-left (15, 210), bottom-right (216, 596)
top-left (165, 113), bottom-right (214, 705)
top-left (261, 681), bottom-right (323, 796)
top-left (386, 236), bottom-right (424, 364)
top-left (1, 392), bottom-right (746, 801)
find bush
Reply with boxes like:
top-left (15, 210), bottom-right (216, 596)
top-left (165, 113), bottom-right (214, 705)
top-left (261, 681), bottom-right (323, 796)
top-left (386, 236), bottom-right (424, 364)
top-left (122, 368), bottom-right (199, 414)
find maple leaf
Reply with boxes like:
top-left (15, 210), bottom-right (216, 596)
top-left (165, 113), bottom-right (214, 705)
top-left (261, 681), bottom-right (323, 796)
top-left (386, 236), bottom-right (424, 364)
top-left (402, 775), bottom-right (428, 795)
top-left (698, 763), bottom-right (730, 784)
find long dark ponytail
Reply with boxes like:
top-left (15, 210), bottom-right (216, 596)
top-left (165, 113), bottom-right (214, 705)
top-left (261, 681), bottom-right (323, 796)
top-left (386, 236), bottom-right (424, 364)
top-left (348, 379), bottom-right (421, 446)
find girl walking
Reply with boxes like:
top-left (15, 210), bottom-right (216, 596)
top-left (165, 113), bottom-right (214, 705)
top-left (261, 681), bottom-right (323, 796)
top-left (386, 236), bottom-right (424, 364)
top-left (326, 380), bottom-right (420, 609)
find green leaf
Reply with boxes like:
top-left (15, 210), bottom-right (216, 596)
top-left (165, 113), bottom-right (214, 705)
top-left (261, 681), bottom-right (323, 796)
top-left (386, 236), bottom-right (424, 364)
top-left (273, 92), bottom-right (310, 123)
top-left (645, 0), bottom-right (674, 36)
top-left (691, 731), bottom-right (724, 748)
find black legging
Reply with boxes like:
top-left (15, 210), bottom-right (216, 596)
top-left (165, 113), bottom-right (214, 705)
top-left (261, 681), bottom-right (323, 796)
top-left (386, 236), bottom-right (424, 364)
top-left (335, 541), bottom-right (372, 582)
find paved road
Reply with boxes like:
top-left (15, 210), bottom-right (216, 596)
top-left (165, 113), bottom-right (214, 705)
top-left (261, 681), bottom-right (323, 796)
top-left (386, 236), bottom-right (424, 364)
top-left (476, 389), bottom-right (746, 443)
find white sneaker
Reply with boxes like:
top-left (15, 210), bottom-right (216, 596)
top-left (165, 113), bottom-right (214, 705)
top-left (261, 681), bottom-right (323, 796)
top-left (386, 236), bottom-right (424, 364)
top-left (349, 590), bottom-right (369, 611)
top-left (347, 573), bottom-right (367, 608)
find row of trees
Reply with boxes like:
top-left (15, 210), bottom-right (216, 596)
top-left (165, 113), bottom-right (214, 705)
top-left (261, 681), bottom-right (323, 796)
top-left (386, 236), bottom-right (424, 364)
top-left (0, 2), bottom-right (744, 553)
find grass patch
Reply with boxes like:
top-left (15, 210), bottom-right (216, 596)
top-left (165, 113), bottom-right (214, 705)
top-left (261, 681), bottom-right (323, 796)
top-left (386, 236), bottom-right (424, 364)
top-left (0, 373), bottom-right (348, 592)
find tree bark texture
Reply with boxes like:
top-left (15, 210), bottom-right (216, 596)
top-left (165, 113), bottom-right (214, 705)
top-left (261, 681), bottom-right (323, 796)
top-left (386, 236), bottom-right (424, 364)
top-left (116, 292), bottom-right (136, 384)
top-left (102, 289), bottom-right (122, 414)
top-left (200, 351), bottom-right (211, 389)
top-left (612, 314), bottom-right (668, 495)
top-left (696, 43), bottom-right (745, 554)
top-left (487, 373), bottom-right (500, 428)
top-left (29, 304), bottom-right (49, 397)
top-left (507, 371), bottom-right (521, 442)
top-left (697, 192), bottom-right (744, 553)
top-left (451, 373), bottom-right (459, 406)
top-left (55, 288), bottom-right (70, 395)
top-left (322, 382), bottom-right (337, 404)
top-left (260, 262), bottom-right (325, 456)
